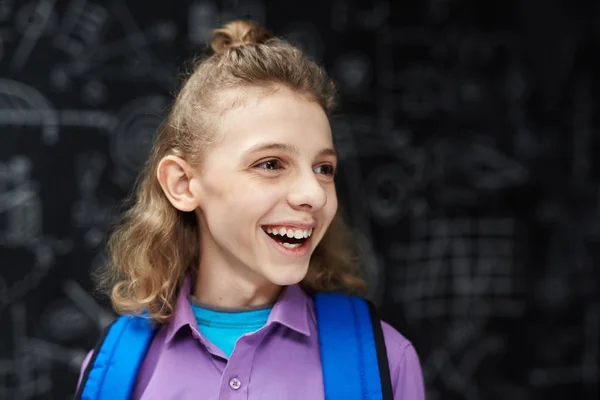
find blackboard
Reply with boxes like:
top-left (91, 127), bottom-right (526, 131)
top-left (1, 0), bottom-right (598, 399)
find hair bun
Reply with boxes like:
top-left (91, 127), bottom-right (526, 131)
top-left (210, 20), bottom-right (273, 54)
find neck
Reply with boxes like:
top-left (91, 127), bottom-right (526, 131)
top-left (192, 261), bottom-right (283, 309)
top-left (192, 216), bottom-right (284, 309)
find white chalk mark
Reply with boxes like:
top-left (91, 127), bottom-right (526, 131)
top-left (367, 164), bottom-right (412, 225)
top-left (462, 144), bottom-right (529, 190)
top-left (63, 280), bottom-right (115, 330)
top-left (392, 216), bottom-right (522, 321)
top-left (107, 0), bottom-right (173, 84)
top-left (11, 0), bottom-right (56, 69)
top-left (0, 78), bottom-right (59, 145)
top-left (0, 188), bottom-right (36, 214)
top-left (110, 96), bottom-right (168, 186)
top-left (0, 303), bottom-right (86, 397)
top-left (75, 152), bottom-right (106, 196)
top-left (53, 0), bottom-right (108, 57)
top-left (25, 338), bottom-right (88, 371)
top-left (59, 109), bottom-right (117, 129)
top-left (68, 24), bottom-right (171, 72)
top-left (0, 156), bottom-right (42, 247)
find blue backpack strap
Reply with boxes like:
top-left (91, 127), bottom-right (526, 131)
top-left (74, 314), bottom-right (156, 400)
top-left (314, 292), bottom-right (393, 400)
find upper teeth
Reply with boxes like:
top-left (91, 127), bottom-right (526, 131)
top-left (266, 227), bottom-right (312, 239)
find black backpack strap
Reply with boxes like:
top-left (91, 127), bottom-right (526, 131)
top-left (366, 300), bottom-right (394, 400)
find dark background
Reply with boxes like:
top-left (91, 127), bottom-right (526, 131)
top-left (1, 0), bottom-right (599, 399)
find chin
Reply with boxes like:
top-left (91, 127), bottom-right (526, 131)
top-left (265, 268), bottom-right (309, 287)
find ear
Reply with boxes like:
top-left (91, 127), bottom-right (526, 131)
top-left (157, 155), bottom-right (200, 212)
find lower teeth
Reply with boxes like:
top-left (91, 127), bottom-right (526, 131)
top-left (280, 242), bottom-right (302, 249)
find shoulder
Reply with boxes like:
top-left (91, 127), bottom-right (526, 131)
top-left (380, 320), bottom-right (426, 400)
top-left (380, 320), bottom-right (413, 353)
top-left (75, 349), bottom-right (94, 393)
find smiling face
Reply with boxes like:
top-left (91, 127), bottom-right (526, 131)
top-left (189, 87), bottom-right (338, 300)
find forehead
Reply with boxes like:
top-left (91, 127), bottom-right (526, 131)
top-left (214, 86), bottom-right (333, 151)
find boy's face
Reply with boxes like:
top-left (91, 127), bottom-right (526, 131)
top-left (192, 87), bottom-right (338, 298)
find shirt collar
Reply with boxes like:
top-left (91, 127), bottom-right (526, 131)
top-left (266, 282), bottom-right (311, 337)
top-left (165, 276), bottom-right (197, 344)
top-left (165, 276), bottom-right (312, 343)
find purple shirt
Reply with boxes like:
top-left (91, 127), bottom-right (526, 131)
top-left (77, 278), bottom-right (425, 399)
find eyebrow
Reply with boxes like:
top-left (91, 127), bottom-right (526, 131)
top-left (243, 142), bottom-right (338, 159)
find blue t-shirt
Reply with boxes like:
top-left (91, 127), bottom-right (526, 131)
top-left (189, 296), bottom-right (273, 358)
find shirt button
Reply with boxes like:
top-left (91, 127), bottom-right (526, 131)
top-left (229, 377), bottom-right (241, 390)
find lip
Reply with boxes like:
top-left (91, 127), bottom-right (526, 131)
top-left (261, 221), bottom-right (316, 230)
top-left (261, 229), bottom-right (313, 257)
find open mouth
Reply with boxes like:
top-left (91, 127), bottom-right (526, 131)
top-left (261, 226), bottom-right (313, 249)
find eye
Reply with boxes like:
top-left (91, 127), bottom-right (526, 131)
top-left (314, 164), bottom-right (336, 176)
top-left (255, 159), bottom-right (283, 170)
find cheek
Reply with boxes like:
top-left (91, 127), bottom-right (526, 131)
top-left (326, 187), bottom-right (338, 214)
top-left (205, 177), bottom-right (281, 220)
top-left (234, 187), bottom-right (282, 217)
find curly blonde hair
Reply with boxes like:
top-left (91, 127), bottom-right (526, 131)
top-left (99, 19), bottom-right (368, 324)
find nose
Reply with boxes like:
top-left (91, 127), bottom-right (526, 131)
top-left (286, 170), bottom-right (329, 211)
